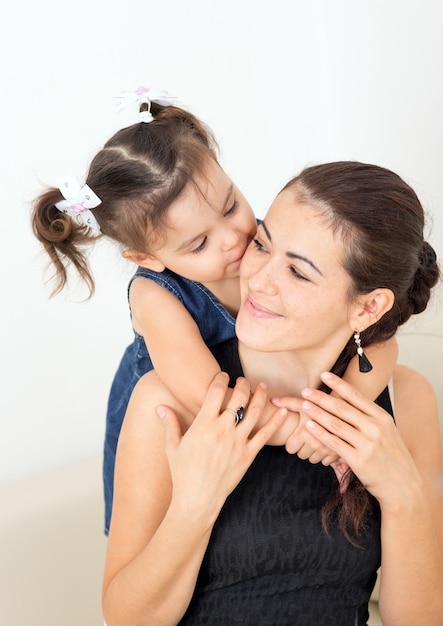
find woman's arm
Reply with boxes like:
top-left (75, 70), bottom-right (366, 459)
top-left (377, 364), bottom-right (443, 624)
top-left (103, 371), bottom-right (288, 626)
top-left (299, 369), bottom-right (443, 625)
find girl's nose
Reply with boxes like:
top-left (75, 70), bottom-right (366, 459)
top-left (221, 226), bottom-right (239, 251)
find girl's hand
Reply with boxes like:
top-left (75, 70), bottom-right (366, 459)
top-left (301, 371), bottom-right (421, 506)
top-left (272, 395), bottom-right (349, 489)
top-left (157, 372), bottom-right (288, 520)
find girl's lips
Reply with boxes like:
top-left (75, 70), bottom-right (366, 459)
top-left (244, 296), bottom-right (282, 319)
top-left (228, 245), bottom-right (248, 267)
top-left (229, 253), bottom-right (245, 266)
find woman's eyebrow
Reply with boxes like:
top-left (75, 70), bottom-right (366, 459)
top-left (260, 220), bottom-right (323, 276)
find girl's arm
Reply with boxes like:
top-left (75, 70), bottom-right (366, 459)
top-left (102, 372), bottom-right (288, 626)
top-left (300, 369), bottom-right (443, 625)
top-left (130, 277), bottom-right (301, 440)
top-left (129, 277), bottom-right (227, 417)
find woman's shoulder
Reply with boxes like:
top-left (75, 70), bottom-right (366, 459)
top-left (392, 364), bottom-right (440, 466)
top-left (392, 363), bottom-right (436, 405)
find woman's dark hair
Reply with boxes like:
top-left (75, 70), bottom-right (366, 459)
top-left (31, 103), bottom-right (218, 297)
top-left (283, 161), bottom-right (441, 541)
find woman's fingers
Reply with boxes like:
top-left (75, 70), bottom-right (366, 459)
top-left (158, 374), bottom-right (289, 516)
top-left (302, 397), bottom-right (362, 457)
top-left (157, 371), bottom-right (235, 450)
top-left (221, 375), bottom-right (253, 424)
top-left (317, 371), bottom-right (384, 419)
top-left (157, 404), bottom-right (183, 452)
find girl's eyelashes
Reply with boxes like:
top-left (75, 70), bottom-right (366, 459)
top-left (224, 200), bottom-right (238, 216)
top-left (190, 237), bottom-right (208, 254)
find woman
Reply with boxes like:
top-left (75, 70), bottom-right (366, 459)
top-left (102, 162), bottom-right (443, 625)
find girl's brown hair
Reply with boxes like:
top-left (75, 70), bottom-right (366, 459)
top-left (31, 103), bottom-right (218, 297)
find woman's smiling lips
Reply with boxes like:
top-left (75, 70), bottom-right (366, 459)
top-left (243, 295), bottom-right (283, 319)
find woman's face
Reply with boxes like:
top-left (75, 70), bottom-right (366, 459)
top-left (236, 188), bottom-right (357, 354)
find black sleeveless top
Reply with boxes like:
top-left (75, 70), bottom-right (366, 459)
top-left (178, 339), bottom-right (393, 625)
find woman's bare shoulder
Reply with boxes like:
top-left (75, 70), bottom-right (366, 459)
top-left (392, 363), bottom-right (440, 467)
top-left (393, 362), bottom-right (434, 392)
top-left (392, 363), bottom-right (437, 421)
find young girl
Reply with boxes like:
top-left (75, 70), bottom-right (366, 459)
top-left (31, 88), bottom-right (398, 534)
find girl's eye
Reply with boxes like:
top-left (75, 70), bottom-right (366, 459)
top-left (290, 266), bottom-right (309, 281)
top-left (224, 200), bottom-right (238, 216)
top-left (190, 237), bottom-right (207, 254)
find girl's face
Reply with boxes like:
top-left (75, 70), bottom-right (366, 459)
top-left (147, 159), bottom-right (256, 284)
top-left (236, 189), bottom-right (357, 354)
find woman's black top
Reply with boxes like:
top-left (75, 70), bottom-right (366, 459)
top-left (178, 338), bottom-right (392, 625)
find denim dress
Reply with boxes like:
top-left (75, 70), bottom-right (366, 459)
top-left (103, 267), bottom-right (236, 534)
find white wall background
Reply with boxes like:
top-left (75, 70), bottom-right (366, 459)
top-left (1, 0), bottom-right (442, 484)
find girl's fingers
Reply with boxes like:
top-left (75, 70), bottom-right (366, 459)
top-left (249, 406), bottom-right (289, 452)
top-left (271, 396), bottom-right (304, 413)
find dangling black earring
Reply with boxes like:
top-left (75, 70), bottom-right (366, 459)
top-left (354, 329), bottom-right (373, 373)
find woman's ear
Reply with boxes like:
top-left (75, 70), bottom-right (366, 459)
top-left (349, 288), bottom-right (395, 331)
top-left (122, 249), bottom-right (166, 272)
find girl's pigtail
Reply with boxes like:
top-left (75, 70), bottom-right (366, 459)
top-left (31, 188), bottom-right (97, 298)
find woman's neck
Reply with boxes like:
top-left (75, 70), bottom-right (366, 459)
top-left (237, 339), bottom-right (347, 397)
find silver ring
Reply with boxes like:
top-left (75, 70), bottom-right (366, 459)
top-left (226, 405), bottom-right (245, 426)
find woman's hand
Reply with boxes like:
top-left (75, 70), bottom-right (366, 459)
top-left (157, 372), bottom-right (289, 521)
top-left (300, 371), bottom-right (422, 506)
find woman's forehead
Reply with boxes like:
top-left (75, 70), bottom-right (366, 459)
top-left (263, 193), bottom-right (347, 269)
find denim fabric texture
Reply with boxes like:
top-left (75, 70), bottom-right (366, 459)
top-left (103, 267), bottom-right (236, 533)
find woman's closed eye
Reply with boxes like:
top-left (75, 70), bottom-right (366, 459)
top-left (253, 238), bottom-right (267, 252)
top-left (290, 265), bottom-right (309, 281)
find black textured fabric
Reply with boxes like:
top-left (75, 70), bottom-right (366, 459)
top-left (178, 339), bottom-right (391, 625)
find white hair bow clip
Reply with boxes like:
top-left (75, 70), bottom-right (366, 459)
top-left (113, 86), bottom-right (177, 123)
top-left (55, 176), bottom-right (102, 233)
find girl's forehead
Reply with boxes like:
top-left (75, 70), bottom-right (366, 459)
top-left (170, 163), bottom-right (233, 217)
top-left (191, 160), bottom-right (232, 201)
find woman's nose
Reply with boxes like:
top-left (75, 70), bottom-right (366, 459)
top-left (248, 259), bottom-right (278, 295)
